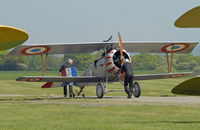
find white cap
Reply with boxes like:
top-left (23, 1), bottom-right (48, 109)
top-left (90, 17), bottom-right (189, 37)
top-left (68, 59), bottom-right (73, 64)
top-left (125, 59), bottom-right (130, 62)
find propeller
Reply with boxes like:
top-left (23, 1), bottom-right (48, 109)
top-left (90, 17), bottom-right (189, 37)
top-left (118, 32), bottom-right (125, 81)
top-left (118, 32), bottom-right (124, 64)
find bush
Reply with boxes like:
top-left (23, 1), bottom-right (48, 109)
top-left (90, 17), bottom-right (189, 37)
top-left (154, 65), bottom-right (176, 73)
top-left (192, 66), bottom-right (200, 76)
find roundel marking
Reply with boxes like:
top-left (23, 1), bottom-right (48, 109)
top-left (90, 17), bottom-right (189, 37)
top-left (21, 46), bottom-right (51, 55)
top-left (27, 78), bottom-right (42, 82)
top-left (170, 74), bottom-right (185, 78)
top-left (161, 43), bottom-right (190, 53)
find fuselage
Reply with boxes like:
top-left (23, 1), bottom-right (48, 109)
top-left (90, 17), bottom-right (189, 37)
top-left (76, 48), bottom-right (131, 87)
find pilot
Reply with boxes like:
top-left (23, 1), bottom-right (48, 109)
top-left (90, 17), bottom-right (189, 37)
top-left (58, 59), bottom-right (74, 97)
top-left (120, 58), bottom-right (134, 98)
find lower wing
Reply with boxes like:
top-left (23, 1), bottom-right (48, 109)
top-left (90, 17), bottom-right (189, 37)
top-left (16, 76), bottom-right (104, 88)
top-left (16, 76), bottom-right (104, 82)
top-left (16, 72), bottom-right (191, 83)
top-left (134, 72), bottom-right (191, 80)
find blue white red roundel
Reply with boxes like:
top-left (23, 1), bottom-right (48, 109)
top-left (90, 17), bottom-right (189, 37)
top-left (161, 43), bottom-right (190, 53)
top-left (27, 78), bottom-right (42, 82)
top-left (21, 46), bottom-right (50, 55)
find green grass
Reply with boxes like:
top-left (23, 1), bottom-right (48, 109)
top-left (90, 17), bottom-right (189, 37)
top-left (0, 71), bottom-right (188, 97)
top-left (0, 101), bottom-right (199, 130)
top-left (0, 71), bottom-right (200, 130)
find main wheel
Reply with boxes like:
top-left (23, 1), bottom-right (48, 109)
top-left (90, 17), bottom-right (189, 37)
top-left (96, 83), bottom-right (104, 98)
top-left (133, 82), bottom-right (141, 98)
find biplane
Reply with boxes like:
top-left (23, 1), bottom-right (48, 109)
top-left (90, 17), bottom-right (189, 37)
top-left (173, 6), bottom-right (200, 95)
top-left (0, 25), bottom-right (28, 51)
top-left (8, 33), bottom-right (198, 98)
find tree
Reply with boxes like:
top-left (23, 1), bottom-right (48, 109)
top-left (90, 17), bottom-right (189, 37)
top-left (46, 55), bottom-right (63, 71)
top-left (192, 66), bottom-right (200, 76)
top-left (63, 53), bottom-right (95, 71)
top-left (2, 56), bottom-right (28, 71)
top-left (132, 53), bottom-right (162, 70)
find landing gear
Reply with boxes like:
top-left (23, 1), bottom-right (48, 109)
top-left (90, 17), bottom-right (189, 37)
top-left (96, 83), bottom-right (105, 98)
top-left (63, 86), bottom-right (67, 97)
top-left (77, 86), bottom-right (85, 98)
top-left (63, 85), bottom-right (75, 98)
top-left (133, 82), bottom-right (141, 98)
top-left (69, 85), bottom-right (73, 98)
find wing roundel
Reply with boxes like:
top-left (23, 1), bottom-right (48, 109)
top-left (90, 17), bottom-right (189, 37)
top-left (8, 41), bottom-right (198, 56)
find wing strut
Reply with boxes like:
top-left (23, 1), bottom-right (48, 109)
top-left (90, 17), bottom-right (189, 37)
top-left (40, 53), bottom-right (48, 76)
top-left (165, 44), bottom-right (174, 73)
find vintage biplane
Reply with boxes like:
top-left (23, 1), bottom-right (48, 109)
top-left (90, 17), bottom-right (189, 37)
top-left (0, 25), bottom-right (28, 51)
top-left (173, 6), bottom-right (200, 95)
top-left (8, 33), bottom-right (198, 98)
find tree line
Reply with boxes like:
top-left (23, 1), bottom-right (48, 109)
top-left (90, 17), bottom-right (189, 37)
top-left (0, 50), bottom-right (200, 74)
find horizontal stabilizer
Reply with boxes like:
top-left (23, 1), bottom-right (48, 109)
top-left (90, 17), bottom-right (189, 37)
top-left (134, 72), bottom-right (191, 80)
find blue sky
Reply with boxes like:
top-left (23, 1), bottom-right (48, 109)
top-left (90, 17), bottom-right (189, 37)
top-left (1, 0), bottom-right (200, 48)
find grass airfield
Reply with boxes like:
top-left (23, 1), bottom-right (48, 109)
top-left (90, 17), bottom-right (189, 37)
top-left (0, 71), bottom-right (200, 130)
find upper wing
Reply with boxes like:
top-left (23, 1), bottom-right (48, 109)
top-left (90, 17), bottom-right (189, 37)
top-left (0, 25), bottom-right (28, 51)
top-left (116, 41), bottom-right (198, 54)
top-left (134, 72), bottom-right (191, 80)
top-left (174, 6), bottom-right (200, 28)
top-left (16, 76), bottom-right (104, 82)
top-left (8, 41), bottom-right (198, 56)
top-left (8, 42), bottom-right (108, 56)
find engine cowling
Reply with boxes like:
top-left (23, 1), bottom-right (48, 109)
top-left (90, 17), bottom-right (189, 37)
top-left (105, 49), bottom-right (131, 74)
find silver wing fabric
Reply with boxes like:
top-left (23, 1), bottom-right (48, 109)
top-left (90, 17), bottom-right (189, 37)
top-left (16, 76), bottom-right (104, 82)
top-left (8, 41), bottom-right (198, 56)
top-left (134, 72), bottom-right (191, 80)
top-left (16, 72), bottom-right (191, 82)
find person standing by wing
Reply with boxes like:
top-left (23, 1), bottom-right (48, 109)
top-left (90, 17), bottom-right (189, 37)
top-left (58, 59), bottom-right (74, 97)
top-left (120, 58), bottom-right (134, 98)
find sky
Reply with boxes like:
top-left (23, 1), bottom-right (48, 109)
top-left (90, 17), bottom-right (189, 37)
top-left (1, 0), bottom-right (200, 54)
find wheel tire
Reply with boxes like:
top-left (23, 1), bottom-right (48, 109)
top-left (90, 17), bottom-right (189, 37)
top-left (96, 83), bottom-right (104, 98)
top-left (133, 82), bottom-right (141, 98)
top-left (124, 85), bottom-right (130, 94)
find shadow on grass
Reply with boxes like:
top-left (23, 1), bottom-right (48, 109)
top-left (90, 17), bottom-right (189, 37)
top-left (0, 96), bottom-right (102, 101)
top-left (126, 121), bottom-right (200, 124)
top-left (0, 97), bottom-right (67, 101)
top-left (0, 96), bottom-right (130, 101)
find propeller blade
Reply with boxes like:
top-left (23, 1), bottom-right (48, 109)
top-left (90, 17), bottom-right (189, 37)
top-left (118, 32), bottom-right (125, 81)
top-left (118, 32), bottom-right (124, 60)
